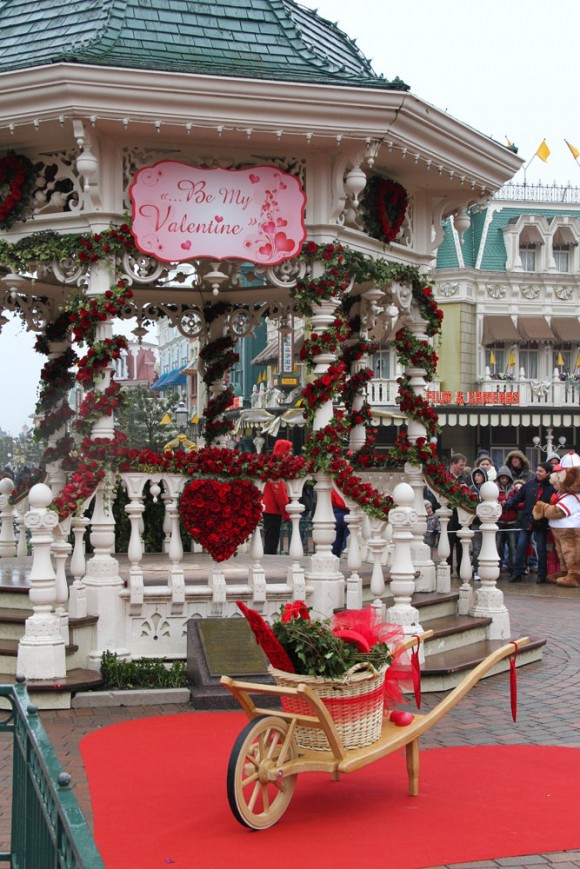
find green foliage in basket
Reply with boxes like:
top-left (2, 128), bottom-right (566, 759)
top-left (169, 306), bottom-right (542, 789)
top-left (271, 606), bottom-right (393, 679)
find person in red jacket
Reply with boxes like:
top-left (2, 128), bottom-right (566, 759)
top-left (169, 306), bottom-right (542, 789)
top-left (331, 489), bottom-right (349, 557)
top-left (262, 439), bottom-right (292, 554)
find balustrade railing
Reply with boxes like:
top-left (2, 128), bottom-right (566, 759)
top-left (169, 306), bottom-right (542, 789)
top-left (478, 375), bottom-right (580, 407)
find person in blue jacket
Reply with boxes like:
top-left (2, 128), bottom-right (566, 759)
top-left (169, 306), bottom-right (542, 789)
top-left (505, 461), bottom-right (555, 584)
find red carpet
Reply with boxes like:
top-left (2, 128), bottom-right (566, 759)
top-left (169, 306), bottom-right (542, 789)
top-left (81, 712), bottom-right (580, 869)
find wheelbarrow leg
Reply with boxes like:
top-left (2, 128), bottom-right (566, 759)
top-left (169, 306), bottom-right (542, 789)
top-left (406, 738), bottom-right (420, 796)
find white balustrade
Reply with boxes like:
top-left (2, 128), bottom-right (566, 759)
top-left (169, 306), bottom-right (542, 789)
top-left (343, 500), bottom-right (364, 610)
top-left (386, 483), bottom-right (424, 647)
top-left (470, 481), bottom-right (510, 638)
top-left (285, 478), bottom-right (306, 600)
top-left (434, 499), bottom-right (452, 593)
top-left (456, 508), bottom-right (475, 615)
top-left (16, 484), bottom-right (66, 680)
top-left (0, 477), bottom-right (16, 557)
top-left (69, 515), bottom-right (89, 618)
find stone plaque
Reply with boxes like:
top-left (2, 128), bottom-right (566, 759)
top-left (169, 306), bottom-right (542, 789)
top-left (196, 618), bottom-right (269, 677)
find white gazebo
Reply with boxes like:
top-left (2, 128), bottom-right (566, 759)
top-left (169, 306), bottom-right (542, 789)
top-left (0, 0), bottom-right (526, 696)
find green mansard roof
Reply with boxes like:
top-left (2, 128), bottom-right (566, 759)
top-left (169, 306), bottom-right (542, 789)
top-left (0, 0), bottom-right (409, 90)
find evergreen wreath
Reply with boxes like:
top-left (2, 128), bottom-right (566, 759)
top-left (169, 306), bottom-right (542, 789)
top-left (0, 152), bottom-right (37, 230)
top-left (361, 175), bottom-right (409, 244)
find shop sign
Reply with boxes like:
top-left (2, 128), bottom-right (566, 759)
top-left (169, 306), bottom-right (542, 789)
top-left (426, 390), bottom-right (520, 405)
top-left (130, 161), bottom-right (306, 264)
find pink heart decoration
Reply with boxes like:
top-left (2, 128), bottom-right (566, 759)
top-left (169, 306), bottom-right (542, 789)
top-left (179, 479), bottom-right (263, 562)
top-left (249, 174), bottom-right (260, 183)
top-left (214, 215), bottom-right (223, 223)
top-left (261, 221), bottom-right (276, 234)
top-left (274, 232), bottom-right (295, 253)
top-left (276, 218), bottom-right (288, 227)
top-left (258, 243), bottom-right (273, 257)
top-left (181, 241), bottom-right (192, 250)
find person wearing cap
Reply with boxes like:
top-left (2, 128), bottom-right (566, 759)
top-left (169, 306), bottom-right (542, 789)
top-left (262, 439), bottom-right (292, 554)
top-left (506, 462), bottom-right (556, 584)
top-left (533, 452), bottom-right (580, 588)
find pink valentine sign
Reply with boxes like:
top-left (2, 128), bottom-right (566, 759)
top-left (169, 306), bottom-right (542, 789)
top-left (129, 161), bottom-right (307, 265)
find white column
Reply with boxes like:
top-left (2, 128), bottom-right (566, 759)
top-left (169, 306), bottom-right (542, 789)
top-left (434, 498), bottom-right (452, 593)
top-left (0, 478), bottom-right (16, 557)
top-left (470, 481), bottom-right (510, 638)
top-left (16, 484), bottom-right (66, 679)
top-left (82, 263), bottom-right (127, 666)
top-left (44, 340), bottom-right (70, 497)
top-left (305, 295), bottom-right (345, 617)
top-left (457, 509), bottom-right (475, 616)
top-left (386, 483), bottom-right (423, 641)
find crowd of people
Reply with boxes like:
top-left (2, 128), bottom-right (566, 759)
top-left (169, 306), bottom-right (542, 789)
top-left (428, 448), bottom-right (580, 587)
top-left (256, 438), bottom-right (580, 589)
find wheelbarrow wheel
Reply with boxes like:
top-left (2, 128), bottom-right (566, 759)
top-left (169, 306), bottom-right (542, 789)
top-left (227, 715), bottom-right (298, 830)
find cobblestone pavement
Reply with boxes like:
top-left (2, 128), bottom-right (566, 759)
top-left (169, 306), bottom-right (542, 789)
top-left (6, 579), bottom-right (580, 868)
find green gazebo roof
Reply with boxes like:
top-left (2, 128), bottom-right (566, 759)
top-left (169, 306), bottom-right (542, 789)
top-left (0, 0), bottom-right (409, 90)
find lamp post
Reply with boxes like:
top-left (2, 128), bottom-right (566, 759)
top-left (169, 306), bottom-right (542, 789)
top-left (532, 426), bottom-right (566, 462)
top-left (175, 400), bottom-right (189, 434)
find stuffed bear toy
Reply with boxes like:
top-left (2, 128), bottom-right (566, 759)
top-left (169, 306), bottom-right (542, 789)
top-left (533, 451), bottom-right (580, 588)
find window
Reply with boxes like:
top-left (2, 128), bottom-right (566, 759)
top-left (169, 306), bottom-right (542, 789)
top-left (518, 345), bottom-right (538, 379)
top-left (373, 350), bottom-right (391, 379)
top-left (486, 347), bottom-right (505, 373)
top-left (554, 346), bottom-right (572, 376)
top-left (519, 244), bottom-right (536, 271)
top-left (553, 245), bottom-right (569, 272)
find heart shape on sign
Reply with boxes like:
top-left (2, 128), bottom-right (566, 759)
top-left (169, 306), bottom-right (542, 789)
top-left (181, 240), bottom-right (192, 250)
top-left (249, 173), bottom-right (260, 183)
top-left (179, 478), bottom-right (263, 562)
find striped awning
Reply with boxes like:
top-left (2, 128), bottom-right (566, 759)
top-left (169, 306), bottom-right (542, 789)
top-left (436, 409), bottom-right (580, 427)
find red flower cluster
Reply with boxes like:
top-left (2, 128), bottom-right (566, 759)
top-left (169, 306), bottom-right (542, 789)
top-left (0, 152), bottom-right (36, 229)
top-left (179, 478), bottom-right (263, 562)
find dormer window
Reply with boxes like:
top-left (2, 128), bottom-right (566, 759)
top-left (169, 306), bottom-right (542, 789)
top-left (519, 243), bottom-right (537, 272)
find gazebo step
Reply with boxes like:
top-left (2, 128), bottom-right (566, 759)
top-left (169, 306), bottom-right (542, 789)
top-left (0, 670), bottom-right (104, 710)
top-left (418, 636), bottom-right (546, 692)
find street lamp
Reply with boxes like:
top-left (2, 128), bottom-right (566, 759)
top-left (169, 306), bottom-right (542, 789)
top-left (532, 426), bottom-right (566, 458)
top-left (175, 400), bottom-right (189, 433)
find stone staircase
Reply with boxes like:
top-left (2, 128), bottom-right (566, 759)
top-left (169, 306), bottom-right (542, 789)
top-left (0, 559), bottom-right (545, 708)
top-left (0, 568), bottom-right (102, 708)
top-left (408, 589), bottom-right (545, 691)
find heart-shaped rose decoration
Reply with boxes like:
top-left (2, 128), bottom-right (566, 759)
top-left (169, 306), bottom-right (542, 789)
top-left (179, 478), bottom-right (263, 562)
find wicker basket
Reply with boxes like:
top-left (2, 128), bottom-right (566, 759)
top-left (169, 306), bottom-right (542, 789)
top-left (269, 663), bottom-right (387, 751)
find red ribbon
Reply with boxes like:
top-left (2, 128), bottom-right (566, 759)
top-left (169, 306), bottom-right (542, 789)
top-left (510, 642), bottom-right (518, 722)
top-left (411, 635), bottom-right (422, 709)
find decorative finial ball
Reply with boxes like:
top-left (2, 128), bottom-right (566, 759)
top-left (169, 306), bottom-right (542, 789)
top-left (393, 482), bottom-right (415, 507)
top-left (28, 483), bottom-right (53, 510)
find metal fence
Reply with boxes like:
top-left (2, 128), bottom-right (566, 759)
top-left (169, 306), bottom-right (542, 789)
top-left (494, 182), bottom-right (580, 203)
top-left (0, 679), bottom-right (104, 868)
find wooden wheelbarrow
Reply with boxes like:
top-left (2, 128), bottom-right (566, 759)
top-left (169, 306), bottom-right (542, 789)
top-left (220, 634), bottom-right (529, 829)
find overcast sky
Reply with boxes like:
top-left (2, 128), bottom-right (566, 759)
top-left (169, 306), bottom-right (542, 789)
top-left (1, 0), bottom-right (578, 437)
top-left (300, 0), bottom-right (580, 187)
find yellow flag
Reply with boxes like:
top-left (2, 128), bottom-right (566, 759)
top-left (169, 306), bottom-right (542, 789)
top-left (535, 140), bottom-right (550, 162)
top-left (575, 351), bottom-right (580, 370)
top-left (557, 351), bottom-right (565, 367)
top-left (505, 136), bottom-right (514, 147)
top-left (566, 139), bottom-right (580, 160)
top-left (191, 414), bottom-right (198, 424)
top-left (489, 350), bottom-right (496, 366)
top-left (508, 351), bottom-right (516, 367)
top-left (160, 412), bottom-right (172, 425)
